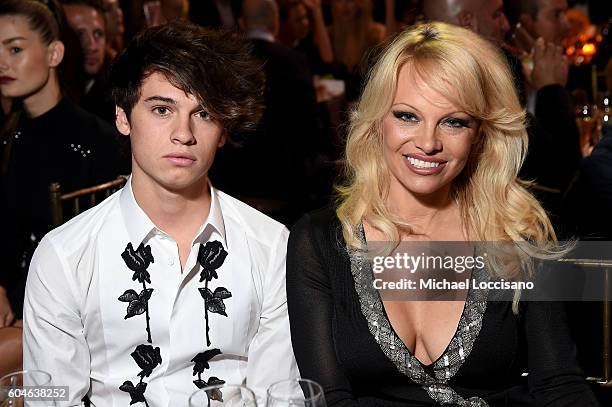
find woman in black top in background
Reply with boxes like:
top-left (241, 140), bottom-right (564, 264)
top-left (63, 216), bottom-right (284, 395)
top-left (287, 22), bottom-right (598, 406)
top-left (0, 0), bottom-right (123, 376)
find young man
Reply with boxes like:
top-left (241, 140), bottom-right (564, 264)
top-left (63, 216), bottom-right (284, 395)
top-left (23, 22), bottom-right (298, 406)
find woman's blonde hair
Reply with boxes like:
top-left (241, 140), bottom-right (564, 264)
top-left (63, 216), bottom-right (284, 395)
top-left (336, 22), bottom-right (561, 283)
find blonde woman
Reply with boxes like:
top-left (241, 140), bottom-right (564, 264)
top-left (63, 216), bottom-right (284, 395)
top-left (286, 22), bottom-right (598, 406)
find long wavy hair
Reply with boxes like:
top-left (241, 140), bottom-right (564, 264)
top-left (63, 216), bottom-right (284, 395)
top-left (336, 22), bottom-right (561, 287)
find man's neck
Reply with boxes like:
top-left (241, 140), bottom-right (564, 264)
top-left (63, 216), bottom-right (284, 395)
top-left (131, 175), bottom-right (212, 266)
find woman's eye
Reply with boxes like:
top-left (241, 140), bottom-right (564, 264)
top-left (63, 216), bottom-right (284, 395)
top-left (9, 47), bottom-right (22, 54)
top-left (392, 111), bottom-right (418, 123)
top-left (443, 117), bottom-right (471, 128)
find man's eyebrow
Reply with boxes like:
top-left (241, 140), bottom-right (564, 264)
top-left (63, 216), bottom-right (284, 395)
top-left (2, 37), bottom-right (26, 45)
top-left (143, 96), bottom-right (177, 104)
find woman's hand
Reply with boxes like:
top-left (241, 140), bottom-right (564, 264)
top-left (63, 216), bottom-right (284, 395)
top-left (0, 286), bottom-right (15, 328)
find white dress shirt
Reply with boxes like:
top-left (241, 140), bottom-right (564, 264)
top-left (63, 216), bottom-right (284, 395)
top-left (23, 180), bottom-right (298, 406)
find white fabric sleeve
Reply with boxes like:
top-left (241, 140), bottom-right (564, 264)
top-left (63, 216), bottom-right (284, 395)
top-left (23, 236), bottom-right (90, 406)
top-left (245, 227), bottom-right (299, 402)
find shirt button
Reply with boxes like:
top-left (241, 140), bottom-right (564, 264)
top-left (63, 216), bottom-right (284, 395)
top-left (168, 258), bottom-right (175, 266)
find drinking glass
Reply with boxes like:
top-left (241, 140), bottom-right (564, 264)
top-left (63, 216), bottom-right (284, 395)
top-left (0, 370), bottom-right (52, 407)
top-left (189, 384), bottom-right (257, 407)
top-left (266, 379), bottom-right (325, 407)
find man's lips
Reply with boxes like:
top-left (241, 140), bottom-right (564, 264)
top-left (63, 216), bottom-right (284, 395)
top-left (0, 76), bottom-right (16, 85)
top-left (164, 153), bottom-right (196, 166)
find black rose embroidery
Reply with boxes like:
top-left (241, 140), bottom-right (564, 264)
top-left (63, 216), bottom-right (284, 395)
top-left (197, 241), bottom-right (228, 282)
top-left (198, 287), bottom-right (232, 317)
top-left (122, 242), bottom-right (154, 284)
top-left (191, 349), bottom-right (221, 376)
top-left (196, 241), bottom-right (230, 347)
top-left (119, 380), bottom-right (149, 406)
top-left (119, 242), bottom-right (158, 405)
top-left (191, 349), bottom-right (225, 397)
top-left (131, 344), bottom-right (162, 378)
top-left (118, 289), bottom-right (154, 319)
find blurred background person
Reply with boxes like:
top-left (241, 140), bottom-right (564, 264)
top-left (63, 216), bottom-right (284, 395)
top-left (61, 0), bottom-right (115, 122)
top-left (212, 0), bottom-right (320, 224)
top-left (0, 0), bottom-right (123, 377)
top-left (189, 0), bottom-right (241, 30)
top-left (102, 0), bottom-right (125, 58)
top-left (279, 0), bottom-right (334, 74)
top-left (329, 0), bottom-right (386, 101)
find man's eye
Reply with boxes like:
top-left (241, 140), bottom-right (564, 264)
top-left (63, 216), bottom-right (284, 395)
top-left (195, 110), bottom-right (210, 120)
top-left (153, 107), bottom-right (170, 115)
top-left (94, 30), bottom-right (105, 40)
top-left (9, 47), bottom-right (22, 54)
top-left (392, 111), bottom-right (418, 123)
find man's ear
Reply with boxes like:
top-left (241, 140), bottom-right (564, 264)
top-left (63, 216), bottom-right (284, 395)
top-left (115, 106), bottom-right (131, 136)
top-left (47, 40), bottom-right (64, 68)
top-left (457, 10), bottom-right (476, 31)
top-left (218, 132), bottom-right (227, 148)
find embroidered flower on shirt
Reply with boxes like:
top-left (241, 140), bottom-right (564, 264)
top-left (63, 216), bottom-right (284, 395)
top-left (198, 287), bottom-right (232, 317)
top-left (131, 344), bottom-right (162, 378)
top-left (197, 241), bottom-right (228, 282)
top-left (191, 349), bottom-right (225, 399)
top-left (196, 240), bottom-right (231, 347)
top-left (122, 242), bottom-right (154, 284)
top-left (119, 380), bottom-right (148, 406)
top-left (119, 242), bottom-right (159, 406)
top-left (118, 288), bottom-right (154, 319)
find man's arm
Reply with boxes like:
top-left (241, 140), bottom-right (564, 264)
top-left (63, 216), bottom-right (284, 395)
top-left (23, 236), bottom-right (90, 406)
top-left (246, 227), bottom-right (299, 401)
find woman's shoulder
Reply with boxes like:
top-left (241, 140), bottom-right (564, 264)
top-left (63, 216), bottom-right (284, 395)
top-left (289, 205), bottom-right (344, 252)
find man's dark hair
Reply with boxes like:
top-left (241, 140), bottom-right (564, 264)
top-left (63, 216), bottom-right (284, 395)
top-left (59, 0), bottom-right (104, 15)
top-left (109, 22), bottom-right (265, 140)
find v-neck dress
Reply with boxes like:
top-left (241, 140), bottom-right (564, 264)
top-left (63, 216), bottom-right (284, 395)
top-left (286, 207), bottom-right (599, 406)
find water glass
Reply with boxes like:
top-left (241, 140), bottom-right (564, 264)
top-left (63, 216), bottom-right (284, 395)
top-left (0, 370), bottom-right (52, 407)
top-left (266, 379), bottom-right (325, 407)
top-left (189, 384), bottom-right (257, 407)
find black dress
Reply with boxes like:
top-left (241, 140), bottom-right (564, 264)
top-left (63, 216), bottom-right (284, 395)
top-left (0, 97), bottom-right (126, 318)
top-left (286, 208), bottom-right (599, 406)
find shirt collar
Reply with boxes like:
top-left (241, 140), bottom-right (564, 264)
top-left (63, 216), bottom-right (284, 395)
top-left (119, 178), bottom-right (228, 249)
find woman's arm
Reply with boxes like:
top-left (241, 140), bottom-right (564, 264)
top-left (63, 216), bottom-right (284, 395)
top-left (287, 213), bottom-right (359, 406)
top-left (303, 0), bottom-right (334, 65)
top-left (524, 301), bottom-right (600, 406)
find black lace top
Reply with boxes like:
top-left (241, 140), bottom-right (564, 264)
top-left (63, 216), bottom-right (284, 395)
top-left (286, 208), bottom-right (599, 406)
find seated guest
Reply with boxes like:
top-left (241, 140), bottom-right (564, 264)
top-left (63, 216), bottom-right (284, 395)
top-left (61, 0), bottom-right (115, 123)
top-left (287, 22), bottom-right (598, 405)
top-left (329, 0), bottom-right (386, 101)
top-left (189, 0), bottom-right (241, 30)
top-left (213, 0), bottom-right (320, 224)
top-left (23, 22), bottom-right (298, 405)
top-left (279, 0), bottom-right (334, 75)
top-left (102, 0), bottom-right (125, 59)
top-left (0, 0), bottom-right (122, 377)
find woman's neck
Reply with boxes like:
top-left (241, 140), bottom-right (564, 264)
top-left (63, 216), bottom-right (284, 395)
top-left (23, 71), bottom-right (62, 118)
top-left (384, 182), bottom-right (464, 239)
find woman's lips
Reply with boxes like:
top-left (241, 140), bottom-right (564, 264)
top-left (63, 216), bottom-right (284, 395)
top-left (402, 154), bottom-right (447, 175)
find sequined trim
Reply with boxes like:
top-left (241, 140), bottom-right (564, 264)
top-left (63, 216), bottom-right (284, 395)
top-left (348, 231), bottom-right (489, 406)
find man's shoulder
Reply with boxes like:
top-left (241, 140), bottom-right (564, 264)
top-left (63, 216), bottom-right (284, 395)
top-left (216, 189), bottom-right (288, 246)
top-left (45, 189), bottom-right (123, 254)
